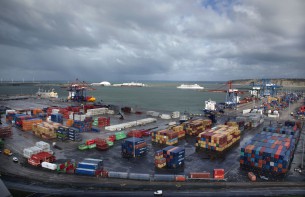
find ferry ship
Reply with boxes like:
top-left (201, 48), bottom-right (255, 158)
top-left (36, 88), bottom-right (58, 99)
top-left (177, 84), bottom-right (204, 90)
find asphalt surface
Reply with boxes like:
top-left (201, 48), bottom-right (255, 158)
top-left (1, 97), bottom-right (305, 196)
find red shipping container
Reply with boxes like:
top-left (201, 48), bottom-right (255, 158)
top-left (214, 169), bottom-right (224, 179)
top-left (190, 172), bottom-right (211, 179)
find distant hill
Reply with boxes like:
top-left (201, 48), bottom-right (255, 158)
top-left (231, 78), bottom-right (305, 87)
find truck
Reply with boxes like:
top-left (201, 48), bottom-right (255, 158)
top-left (3, 148), bottom-right (12, 156)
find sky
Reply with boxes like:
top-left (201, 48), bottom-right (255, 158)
top-left (0, 0), bottom-right (304, 82)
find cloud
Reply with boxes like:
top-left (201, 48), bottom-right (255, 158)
top-left (0, 0), bottom-right (304, 81)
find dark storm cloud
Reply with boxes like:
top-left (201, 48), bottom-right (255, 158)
top-left (0, 0), bottom-right (304, 81)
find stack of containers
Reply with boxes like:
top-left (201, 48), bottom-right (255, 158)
top-left (32, 108), bottom-right (43, 116)
top-left (75, 158), bottom-right (103, 176)
top-left (170, 125), bottom-right (185, 139)
top-left (86, 108), bottom-right (108, 116)
top-left (98, 117), bottom-right (110, 127)
top-left (51, 113), bottom-right (63, 124)
top-left (66, 119), bottom-right (74, 127)
top-left (115, 131), bottom-right (127, 140)
top-left (68, 127), bottom-right (81, 141)
top-left (15, 114), bottom-right (32, 128)
top-left (5, 111), bottom-right (16, 123)
top-left (59, 108), bottom-right (70, 119)
top-left (127, 130), bottom-right (143, 138)
top-left (73, 120), bottom-right (92, 132)
top-left (154, 150), bottom-right (166, 168)
top-left (240, 123), bottom-right (300, 174)
top-left (22, 118), bottom-right (43, 131)
top-left (162, 146), bottom-right (185, 169)
top-left (121, 137), bottom-right (147, 158)
top-left (47, 107), bottom-right (59, 116)
top-left (56, 161), bottom-right (76, 174)
top-left (185, 119), bottom-right (212, 136)
top-left (196, 125), bottom-right (241, 153)
top-left (0, 125), bottom-right (12, 138)
top-left (56, 126), bottom-right (69, 141)
top-left (32, 121), bottom-right (61, 139)
top-left (151, 129), bottom-right (178, 145)
top-left (56, 126), bottom-right (81, 141)
top-left (23, 141), bottom-right (53, 158)
top-left (95, 138), bottom-right (109, 150)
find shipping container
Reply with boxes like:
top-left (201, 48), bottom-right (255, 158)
top-left (108, 171), bottom-right (129, 179)
top-left (128, 173), bottom-right (150, 181)
top-left (240, 123), bottom-right (300, 175)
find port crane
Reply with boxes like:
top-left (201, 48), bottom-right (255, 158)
top-left (250, 79), bottom-right (282, 98)
top-left (208, 81), bottom-right (247, 109)
top-left (64, 79), bottom-right (96, 102)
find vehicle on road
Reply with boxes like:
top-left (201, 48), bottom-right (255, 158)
top-left (13, 157), bottom-right (18, 162)
top-left (3, 148), bottom-right (12, 156)
top-left (154, 190), bottom-right (163, 196)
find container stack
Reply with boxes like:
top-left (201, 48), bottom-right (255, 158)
top-left (151, 129), bottom-right (178, 146)
top-left (15, 114), bottom-right (32, 128)
top-left (115, 131), bottom-right (127, 140)
top-left (66, 119), bottom-right (74, 127)
top-left (196, 125), bottom-right (241, 153)
top-left (0, 125), bottom-right (12, 138)
top-left (56, 126), bottom-right (81, 142)
top-left (22, 118), bottom-right (43, 131)
top-left (72, 120), bottom-right (92, 132)
top-left (97, 117), bottom-right (110, 127)
top-left (127, 130), bottom-right (143, 138)
top-left (51, 113), bottom-right (63, 124)
top-left (56, 161), bottom-right (76, 174)
top-left (23, 141), bottom-right (53, 159)
top-left (32, 108), bottom-right (43, 116)
top-left (58, 108), bottom-right (70, 119)
top-left (86, 108), bottom-right (108, 116)
top-left (162, 146), bottom-right (185, 169)
top-left (68, 127), bottom-right (82, 141)
top-left (32, 121), bottom-right (61, 139)
top-left (75, 158), bottom-right (103, 176)
top-left (170, 125), bottom-right (185, 139)
top-left (154, 150), bottom-right (166, 168)
top-left (240, 123), bottom-right (301, 174)
top-left (121, 137), bottom-right (147, 158)
top-left (5, 111), bottom-right (16, 123)
top-left (56, 126), bottom-right (69, 141)
top-left (185, 119), bottom-right (212, 136)
top-left (69, 113), bottom-right (86, 121)
top-left (95, 138), bottom-right (109, 150)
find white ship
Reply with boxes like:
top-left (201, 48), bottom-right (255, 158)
top-left (177, 84), bottom-right (204, 90)
top-left (36, 88), bottom-right (58, 99)
top-left (113, 82), bottom-right (146, 87)
top-left (90, 81), bottom-right (111, 86)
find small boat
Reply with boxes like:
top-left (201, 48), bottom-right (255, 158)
top-left (177, 84), bottom-right (204, 90)
top-left (36, 88), bottom-right (58, 99)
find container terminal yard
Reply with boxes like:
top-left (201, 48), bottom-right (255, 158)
top-left (0, 89), bottom-right (305, 196)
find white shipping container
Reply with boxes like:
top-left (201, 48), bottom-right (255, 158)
top-left (41, 162), bottom-right (57, 170)
top-left (243, 109), bottom-right (251, 114)
top-left (52, 109), bottom-right (60, 114)
top-left (107, 110), bottom-right (115, 115)
top-left (160, 114), bottom-right (171, 119)
top-left (171, 111), bottom-right (180, 118)
top-left (36, 141), bottom-right (50, 151)
top-left (6, 109), bottom-right (16, 115)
